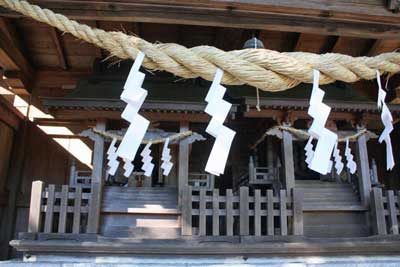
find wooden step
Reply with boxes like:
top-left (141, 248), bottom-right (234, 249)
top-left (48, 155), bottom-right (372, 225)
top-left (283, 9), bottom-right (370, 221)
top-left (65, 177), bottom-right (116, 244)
top-left (102, 226), bottom-right (181, 238)
top-left (304, 224), bottom-right (370, 238)
top-left (303, 203), bottom-right (367, 211)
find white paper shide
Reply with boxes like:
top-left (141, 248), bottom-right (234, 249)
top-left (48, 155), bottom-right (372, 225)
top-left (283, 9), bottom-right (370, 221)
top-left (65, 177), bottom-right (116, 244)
top-left (106, 51), bottom-right (150, 177)
top-left (204, 69), bottom-right (236, 176)
top-left (305, 70), bottom-right (338, 175)
top-left (376, 70), bottom-right (395, 170)
top-left (161, 138), bottom-right (173, 176)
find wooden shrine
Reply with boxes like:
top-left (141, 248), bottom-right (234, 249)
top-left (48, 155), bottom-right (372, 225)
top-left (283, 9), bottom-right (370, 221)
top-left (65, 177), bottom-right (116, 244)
top-left (1, 0), bottom-right (400, 261)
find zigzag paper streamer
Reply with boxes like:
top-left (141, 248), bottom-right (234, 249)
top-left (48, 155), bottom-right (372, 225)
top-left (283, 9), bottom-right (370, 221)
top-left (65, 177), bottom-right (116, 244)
top-left (140, 143), bottom-right (154, 177)
top-left (116, 51), bottom-right (150, 163)
top-left (304, 136), bottom-right (314, 166)
top-left (106, 138), bottom-right (119, 176)
top-left (345, 139), bottom-right (357, 174)
top-left (333, 142), bottom-right (344, 175)
top-left (204, 69), bottom-right (236, 176)
top-left (376, 70), bottom-right (395, 170)
top-left (306, 70), bottom-right (338, 175)
top-left (161, 138), bottom-right (173, 176)
top-left (123, 159), bottom-right (134, 177)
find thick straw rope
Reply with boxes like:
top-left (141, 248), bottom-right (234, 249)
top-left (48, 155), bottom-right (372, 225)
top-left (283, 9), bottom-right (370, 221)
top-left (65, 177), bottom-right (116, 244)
top-left (1, 0), bottom-right (400, 91)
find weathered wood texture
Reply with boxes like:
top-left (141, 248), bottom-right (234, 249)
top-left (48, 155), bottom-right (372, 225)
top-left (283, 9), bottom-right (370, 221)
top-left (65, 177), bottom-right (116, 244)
top-left (87, 120), bottom-right (105, 234)
top-left (371, 188), bottom-right (400, 235)
top-left (356, 133), bottom-right (372, 207)
top-left (1, 0), bottom-right (399, 38)
top-left (281, 130), bottom-right (295, 191)
top-left (178, 121), bottom-right (189, 208)
top-left (28, 181), bottom-right (91, 234)
top-left (181, 186), bottom-right (303, 236)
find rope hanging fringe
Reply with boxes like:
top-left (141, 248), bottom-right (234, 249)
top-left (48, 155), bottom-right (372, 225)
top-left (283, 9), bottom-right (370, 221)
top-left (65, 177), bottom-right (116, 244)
top-left (250, 126), bottom-right (375, 150)
top-left (1, 0), bottom-right (400, 92)
top-left (92, 127), bottom-right (193, 144)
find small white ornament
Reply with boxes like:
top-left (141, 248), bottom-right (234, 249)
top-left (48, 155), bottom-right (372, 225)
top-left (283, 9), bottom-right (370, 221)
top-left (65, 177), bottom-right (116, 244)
top-left (345, 139), bottom-right (357, 174)
top-left (106, 138), bottom-right (119, 176)
top-left (140, 143), bottom-right (154, 177)
top-left (161, 138), bottom-right (173, 176)
top-left (333, 142), bottom-right (344, 175)
top-left (122, 159), bottom-right (134, 177)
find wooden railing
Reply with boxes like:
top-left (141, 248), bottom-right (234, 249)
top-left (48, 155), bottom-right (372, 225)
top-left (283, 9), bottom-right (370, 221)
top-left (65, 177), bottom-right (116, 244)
top-left (181, 186), bottom-right (303, 236)
top-left (371, 187), bottom-right (400, 235)
top-left (28, 181), bottom-right (92, 234)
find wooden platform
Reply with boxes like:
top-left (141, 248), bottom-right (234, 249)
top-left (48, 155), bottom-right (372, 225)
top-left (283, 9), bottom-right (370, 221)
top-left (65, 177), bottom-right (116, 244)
top-left (10, 235), bottom-right (400, 256)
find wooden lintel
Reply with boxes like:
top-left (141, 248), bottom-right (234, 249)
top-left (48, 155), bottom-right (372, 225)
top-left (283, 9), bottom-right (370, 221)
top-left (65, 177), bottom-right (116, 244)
top-left (1, 1), bottom-right (400, 39)
top-left (50, 109), bottom-right (210, 122)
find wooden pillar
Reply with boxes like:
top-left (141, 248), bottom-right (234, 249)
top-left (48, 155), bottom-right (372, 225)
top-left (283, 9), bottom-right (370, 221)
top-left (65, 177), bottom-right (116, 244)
top-left (281, 129), bottom-right (295, 191)
top-left (178, 121), bottom-right (189, 208)
top-left (356, 130), bottom-right (372, 207)
top-left (87, 120), bottom-right (106, 234)
top-left (266, 137), bottom-right (274, 173)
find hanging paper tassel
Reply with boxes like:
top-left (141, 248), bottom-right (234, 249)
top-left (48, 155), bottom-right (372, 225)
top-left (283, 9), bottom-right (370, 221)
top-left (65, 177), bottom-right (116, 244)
top-left (306, 69), bottom-right (338, 175)
top-left (123, 159), bottom-right (134, 177)
top-left (345, 139), bottom-right (357, 174)
top-left (204, 69), bottom-right (236, 176)
top-left (304, 136), bottom-right (314, 166)
top-left (376, 70), bottom-right (395, 170)
top-left (333, 142), bottom-right (344, 175)
top-left (161, 138), bottom-right (173, 176)
top-left (106, 138), bottom-right (119, 176)
top-left (116, 51), bottom-right (150, 163)
top-left (140, 143), bottom-right (154, 177)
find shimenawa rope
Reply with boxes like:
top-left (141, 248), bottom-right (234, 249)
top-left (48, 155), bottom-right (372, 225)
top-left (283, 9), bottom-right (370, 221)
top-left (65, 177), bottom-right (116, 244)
top-left (1, 0), bottom-right (400, 92)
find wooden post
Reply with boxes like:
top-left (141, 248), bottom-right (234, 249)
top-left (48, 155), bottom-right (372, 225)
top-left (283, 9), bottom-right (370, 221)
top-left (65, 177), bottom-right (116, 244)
top-left (178, 121), bottom-right (189, 208)
top-left (356, 130), bottom-right (372, 207)
top-left (387, 190), bottom-right (399, 235)
top-left (266, 189), bottom-right (274, 235)
top-left (87, 120), bottom-right (106, 234)
top-left (292, 188), bottom-right (304, 235)
top-left (181, 186), bottom-right (192, 235)
top-left (28, 181), bottom-right (44, 233)
top-left (370, 187), bottom-right (386, 235)
top-left (281, 129), bottom-right (295, 191)
top-left (226, 189), bottom-right (233, 236)
top-left (239, 187), bottom-right (249, 236)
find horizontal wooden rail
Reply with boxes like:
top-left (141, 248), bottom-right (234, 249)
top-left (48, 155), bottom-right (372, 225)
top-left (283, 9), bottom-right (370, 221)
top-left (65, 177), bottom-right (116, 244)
top-left (182, 186), bottom-right (303, 236)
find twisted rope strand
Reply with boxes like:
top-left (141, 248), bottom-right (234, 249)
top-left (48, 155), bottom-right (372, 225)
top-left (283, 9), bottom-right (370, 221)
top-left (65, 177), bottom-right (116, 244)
top-left (1, 0), bottom-right (400, 91)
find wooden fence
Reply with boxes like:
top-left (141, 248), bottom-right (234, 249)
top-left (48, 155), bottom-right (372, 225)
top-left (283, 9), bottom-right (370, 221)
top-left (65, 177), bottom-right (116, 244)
top-left (28, 180), bottom-right (91, 234)
top-left (181, 186), bottom-right (303, 236)
top-left (371, 187), bottom-right (400, 235)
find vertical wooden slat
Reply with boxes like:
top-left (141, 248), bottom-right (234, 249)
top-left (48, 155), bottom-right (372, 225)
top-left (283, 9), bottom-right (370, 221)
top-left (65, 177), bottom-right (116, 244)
top-left (387, 190), bottom-right (398, 234)
top-left (282, 129), bottom-right (295, 192)
top-left (199, 188), bottom-right (206, 236)
top-left (178, 121), bottom-right (189, 208)
top-left (267, 189), bottom-right (274, 235)
top-left (356, 132), bottom-right (372, 207)
top-left (87, 120), bottom-right (106, 234)
top-left (28, 181), bottom-right (44, 233)
top-left (280, 190), bottom-right (288, 236)
top-left (181, 186), bottom-right (192, 235)
top-left (240, 187), bottom-right (249, 236)
top-left (292, 188), bottom-right (304, 235)
top-left (58, 185), bottom-right (69, 233)
top-left (371, 187), bottom-right (387, 235)
top-left (212, 189), bottom-right (219, 236)
top-left (254, 189), bottom-right (261, 236)
top-left (44, 184), bottom-right (56, 233)
top-left (226, 189), bottom-right (233, 236)
top-left (72, 184), bottom-right (82, 234)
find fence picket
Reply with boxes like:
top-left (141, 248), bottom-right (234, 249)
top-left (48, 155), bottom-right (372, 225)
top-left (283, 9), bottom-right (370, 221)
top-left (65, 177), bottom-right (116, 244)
top-left (387, 190), bottom-right (398, 234)
top-left (72, 185), bottom-right (82, 234)
top-left (267, 190), bottom-right (274, 236)
top-left (226, 189), bottom-right (233, 236)
top-left (44, 184), bottom-right (56, 233)
top-left (240, 187), bottom-right (249, 236)
top-left (199, 188), bottom-right (206, 236)
top-left (280, 190), bottom-right (288, 236)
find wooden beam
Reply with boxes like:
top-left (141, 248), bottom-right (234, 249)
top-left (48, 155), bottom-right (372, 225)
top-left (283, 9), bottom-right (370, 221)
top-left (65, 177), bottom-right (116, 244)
top-left (1, 1), bottom-right (400, 39)
top-left (50, 28), bottom-right (68, 70)
top-left (0, 18), bottom-right (33, 90)
top-left (281, 127), bottom-right (295, 192)
top-left (0, 96), bottom-right (22, 130)
top-left (367, 39), bottom-right (400, 56)
top-left (178, 121), bottom-right (189, 209)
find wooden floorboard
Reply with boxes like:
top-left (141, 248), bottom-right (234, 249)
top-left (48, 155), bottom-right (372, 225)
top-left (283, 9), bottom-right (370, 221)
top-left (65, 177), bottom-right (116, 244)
top-left (10, 235), bottom-right (400, 256)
